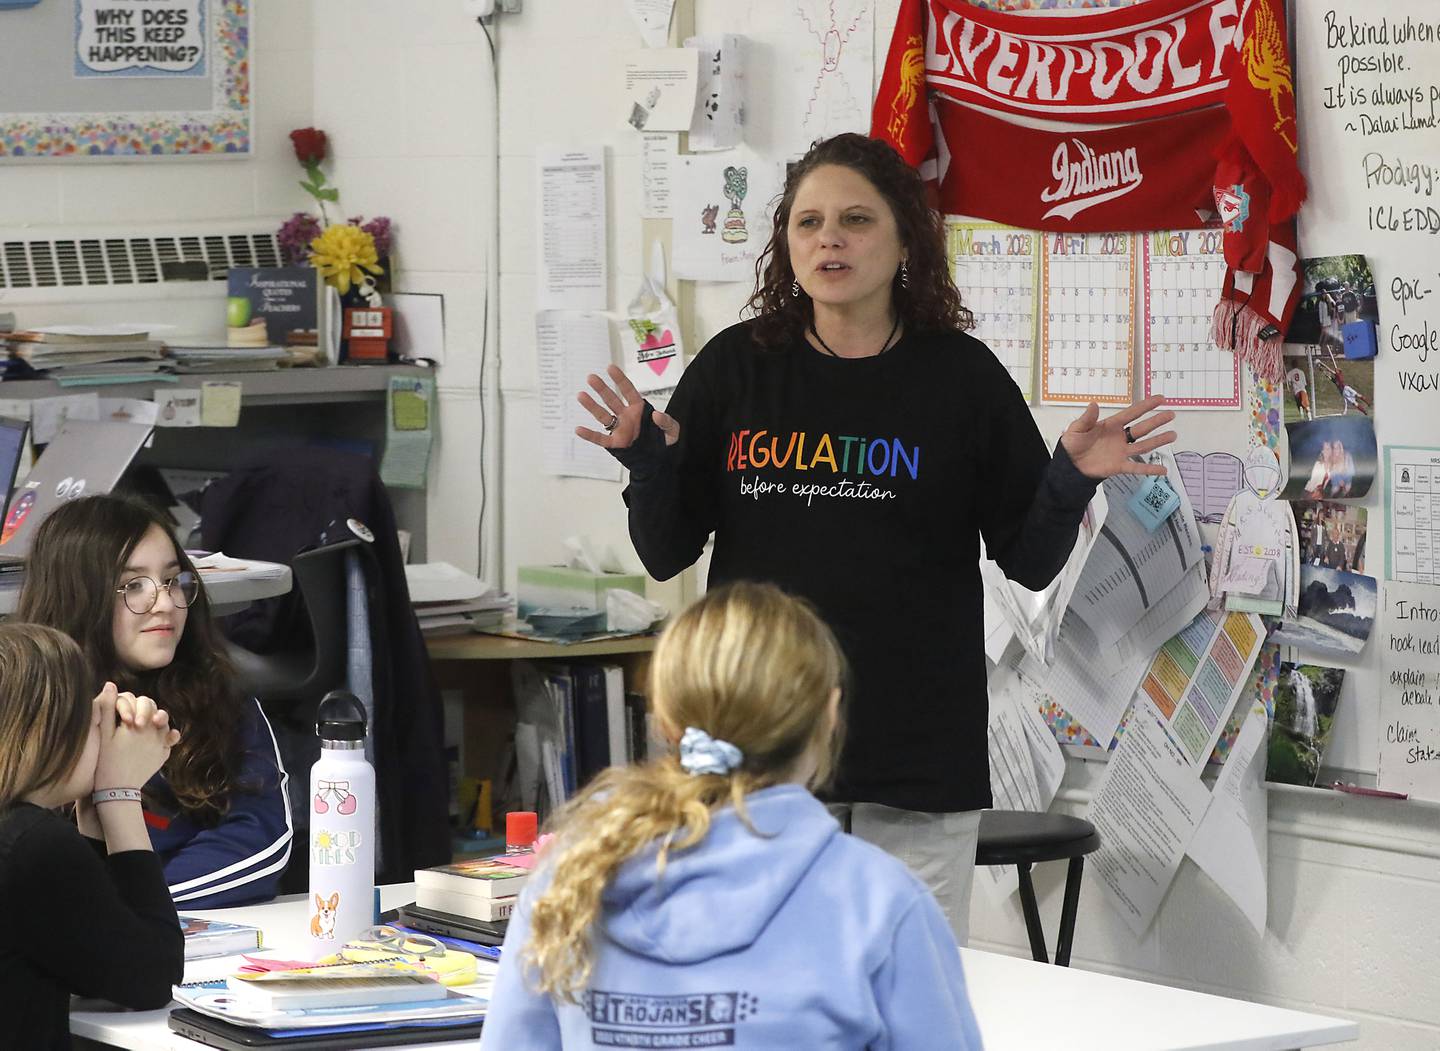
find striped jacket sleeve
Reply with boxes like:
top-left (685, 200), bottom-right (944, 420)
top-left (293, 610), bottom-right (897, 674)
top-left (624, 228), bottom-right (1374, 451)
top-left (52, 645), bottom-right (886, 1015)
top-left (164, 699), bottom-right (294, 908)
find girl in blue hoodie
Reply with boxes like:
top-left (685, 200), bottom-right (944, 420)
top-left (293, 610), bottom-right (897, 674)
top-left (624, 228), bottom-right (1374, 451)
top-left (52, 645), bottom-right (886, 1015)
top-left (481, 581), bottom-right (984, 1050)
top-left (17, 495), bottom-right (292, 909)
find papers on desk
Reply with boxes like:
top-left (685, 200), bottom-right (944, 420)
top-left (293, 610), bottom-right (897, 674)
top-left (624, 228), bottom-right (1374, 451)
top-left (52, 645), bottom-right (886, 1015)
top-left (173, 978), bottom-right (487, 1030)
top-left (191, 552), bottom-right (290, 582)
top-left (404, 562), bottom-right (513, 636)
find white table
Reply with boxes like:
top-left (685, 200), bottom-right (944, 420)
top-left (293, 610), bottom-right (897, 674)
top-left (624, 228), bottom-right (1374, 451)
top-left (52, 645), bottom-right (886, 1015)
top-left (0, 559), bottom-right (291, 618)
top-left (73, 885), bottom-right (1358, 1051)
top-left (961, 948), bottom-right (1358, 1050)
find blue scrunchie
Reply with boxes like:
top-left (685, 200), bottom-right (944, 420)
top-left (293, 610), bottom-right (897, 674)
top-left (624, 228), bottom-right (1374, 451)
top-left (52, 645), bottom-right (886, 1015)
top-left (679, 726), bottom-right (744, 776)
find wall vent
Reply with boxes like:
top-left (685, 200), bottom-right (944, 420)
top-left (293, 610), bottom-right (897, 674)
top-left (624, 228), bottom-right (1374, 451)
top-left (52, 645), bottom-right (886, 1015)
top-left (0, 221), bottom-right (286, 305)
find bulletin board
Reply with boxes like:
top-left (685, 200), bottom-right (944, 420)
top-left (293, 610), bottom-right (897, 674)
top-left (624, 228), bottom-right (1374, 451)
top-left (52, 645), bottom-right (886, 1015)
top-left (1288, 0), bottom-right (1440, 782)
top-left (0, 0), bottom-right (251, 159)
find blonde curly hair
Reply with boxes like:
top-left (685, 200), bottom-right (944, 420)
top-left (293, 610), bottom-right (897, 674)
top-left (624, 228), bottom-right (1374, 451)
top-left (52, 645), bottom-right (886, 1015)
top-left (521, 581), bottom-right (845, 1000)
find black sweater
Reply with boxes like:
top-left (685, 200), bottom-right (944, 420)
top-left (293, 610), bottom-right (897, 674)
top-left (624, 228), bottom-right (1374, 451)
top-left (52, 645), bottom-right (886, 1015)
top-left (0, 802), bottom-right (184, 1049)
top-left (615, 322), bottom-right (1097, 812)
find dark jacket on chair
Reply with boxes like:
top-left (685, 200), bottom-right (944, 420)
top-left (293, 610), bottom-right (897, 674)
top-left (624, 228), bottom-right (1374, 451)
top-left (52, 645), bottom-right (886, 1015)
top-left (200, 447), bottom-right (451, 882)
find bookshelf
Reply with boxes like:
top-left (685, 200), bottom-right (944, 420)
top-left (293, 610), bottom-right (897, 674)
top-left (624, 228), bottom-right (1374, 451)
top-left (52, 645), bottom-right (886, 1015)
top-left (2, 363), bottom-right (431, 560)
top-left (427, 633), bottom-right (658, 845)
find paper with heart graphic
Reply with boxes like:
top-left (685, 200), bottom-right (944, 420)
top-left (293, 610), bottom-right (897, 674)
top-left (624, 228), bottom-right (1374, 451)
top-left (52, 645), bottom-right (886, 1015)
top-left (623, 246), bottom-right (687, 395)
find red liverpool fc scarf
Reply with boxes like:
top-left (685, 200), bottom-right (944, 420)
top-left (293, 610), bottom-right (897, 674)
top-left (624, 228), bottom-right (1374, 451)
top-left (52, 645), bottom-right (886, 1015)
top-left (873, 0), bottom-right (1305, 378)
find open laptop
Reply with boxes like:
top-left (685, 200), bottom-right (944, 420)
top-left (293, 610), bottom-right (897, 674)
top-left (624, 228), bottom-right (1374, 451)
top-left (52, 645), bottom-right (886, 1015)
top-left (0, 416), bottom-right (30, 535)
top-left (0, 418), bottom-right (153, 562)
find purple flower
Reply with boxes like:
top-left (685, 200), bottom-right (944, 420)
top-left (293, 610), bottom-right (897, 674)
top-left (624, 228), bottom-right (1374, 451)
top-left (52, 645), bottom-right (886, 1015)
top-left (361, 216), bottom-right (393, 258)
top-left (277, 211), bottom-right (323, 266)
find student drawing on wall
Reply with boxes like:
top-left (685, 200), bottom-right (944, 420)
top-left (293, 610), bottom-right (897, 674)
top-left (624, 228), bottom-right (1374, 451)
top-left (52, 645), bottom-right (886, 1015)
top-left (700, 203), bottom-right (719, 234)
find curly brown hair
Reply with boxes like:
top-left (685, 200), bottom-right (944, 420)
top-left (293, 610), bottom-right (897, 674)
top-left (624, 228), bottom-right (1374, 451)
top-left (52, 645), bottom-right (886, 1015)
top-left (747, 133), bottom-right (972, 347)
top-left (17, 495), bottom-right (246, 821)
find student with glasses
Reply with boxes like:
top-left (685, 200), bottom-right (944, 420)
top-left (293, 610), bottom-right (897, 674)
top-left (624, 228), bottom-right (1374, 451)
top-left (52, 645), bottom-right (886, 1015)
top-left (17, 495), bottom-right (292, 909)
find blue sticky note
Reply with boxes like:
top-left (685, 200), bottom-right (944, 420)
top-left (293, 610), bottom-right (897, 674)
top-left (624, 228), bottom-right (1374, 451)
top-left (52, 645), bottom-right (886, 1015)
top-left (1129, 476), bottom-right (1181, 531)
top-left (1342, 320), bottom-right (1377, 359)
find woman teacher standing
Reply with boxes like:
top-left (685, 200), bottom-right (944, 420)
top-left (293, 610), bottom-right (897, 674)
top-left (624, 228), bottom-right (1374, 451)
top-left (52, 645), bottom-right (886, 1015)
top-left (576, 133), bottom-right (1176, 941)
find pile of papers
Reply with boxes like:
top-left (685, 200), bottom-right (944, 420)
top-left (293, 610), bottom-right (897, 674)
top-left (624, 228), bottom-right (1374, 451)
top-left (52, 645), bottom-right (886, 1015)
top-left (5, 325), bottom-right (169, 378)
top-left (167, 342), bottom-right (286, 373)
top-left (405, 562), bottom-right (513, 636)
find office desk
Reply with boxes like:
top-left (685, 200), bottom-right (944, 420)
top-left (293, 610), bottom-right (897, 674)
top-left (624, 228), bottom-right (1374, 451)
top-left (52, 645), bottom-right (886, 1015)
top-left (72, 884), bottom-right (1358, 1051)
top-left (0, 559), bottom-right (291, 617)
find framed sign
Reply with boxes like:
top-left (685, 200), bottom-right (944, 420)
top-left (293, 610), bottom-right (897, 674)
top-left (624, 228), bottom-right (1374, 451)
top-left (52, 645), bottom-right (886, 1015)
top-left (0, 0), bottom-right (251, 159)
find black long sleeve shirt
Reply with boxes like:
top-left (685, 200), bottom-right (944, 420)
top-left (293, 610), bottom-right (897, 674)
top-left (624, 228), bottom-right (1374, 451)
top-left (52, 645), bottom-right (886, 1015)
top-left (0, 802), bottom-right (184, 1049)
top-left (615, 322), bottom-right (1097, 812)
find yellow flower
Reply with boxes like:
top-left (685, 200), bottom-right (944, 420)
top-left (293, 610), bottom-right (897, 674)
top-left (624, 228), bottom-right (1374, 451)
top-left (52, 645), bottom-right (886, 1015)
top-left (309, 223), bottom-right (381, 295)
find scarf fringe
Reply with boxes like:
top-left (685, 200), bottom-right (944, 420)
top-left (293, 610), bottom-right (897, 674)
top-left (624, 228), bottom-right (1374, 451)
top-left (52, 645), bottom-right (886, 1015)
top-left (1212, 299), bottom-right (1283, 381)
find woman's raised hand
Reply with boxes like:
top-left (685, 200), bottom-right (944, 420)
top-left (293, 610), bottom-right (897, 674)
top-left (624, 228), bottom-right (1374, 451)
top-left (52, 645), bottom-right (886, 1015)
top-left (1060, 395), bottom-right (1177, 480)
top-left (95, 685), bottom-right (179, 791)
top-left (575, 365), bottom-right (680, 450)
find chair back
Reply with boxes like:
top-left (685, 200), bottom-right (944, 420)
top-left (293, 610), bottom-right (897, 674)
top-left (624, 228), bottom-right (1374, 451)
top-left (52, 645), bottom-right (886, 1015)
top-left (228, 538), bottom-right (362, 709)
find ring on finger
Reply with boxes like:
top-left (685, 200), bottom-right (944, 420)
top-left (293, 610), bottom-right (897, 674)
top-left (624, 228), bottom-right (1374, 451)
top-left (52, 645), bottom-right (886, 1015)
top-left (1124, 425), bottom-right (1136, 444)
top-left (604, 413), bottom-right (618, 434)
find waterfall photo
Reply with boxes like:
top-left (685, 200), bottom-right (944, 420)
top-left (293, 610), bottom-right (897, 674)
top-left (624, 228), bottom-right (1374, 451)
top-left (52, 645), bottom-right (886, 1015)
top-left (1266, 662), bottom-right (1346, 787)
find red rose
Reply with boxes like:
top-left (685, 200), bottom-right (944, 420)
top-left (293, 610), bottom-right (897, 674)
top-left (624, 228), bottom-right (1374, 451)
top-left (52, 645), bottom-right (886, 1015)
top-left (290, 127), bottom-right (327, 166)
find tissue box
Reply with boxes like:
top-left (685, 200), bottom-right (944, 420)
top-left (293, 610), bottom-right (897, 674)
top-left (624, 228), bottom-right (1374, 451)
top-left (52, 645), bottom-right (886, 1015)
top-left (517, 566), bottom-right (646, 619)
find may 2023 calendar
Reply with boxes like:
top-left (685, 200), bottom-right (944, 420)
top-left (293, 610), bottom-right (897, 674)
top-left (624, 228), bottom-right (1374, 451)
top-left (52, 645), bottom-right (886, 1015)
top-left (1040, 231), bottom-right (1135, 405)
top-left (1142, 229), bottom-right (1241, 409)
top-left (947, 221), bottom-right (1040, 402)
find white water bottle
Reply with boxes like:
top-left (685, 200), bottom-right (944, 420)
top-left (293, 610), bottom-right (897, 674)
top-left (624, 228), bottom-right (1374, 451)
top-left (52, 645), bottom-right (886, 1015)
top-left (308, 690), bottom-right (376, 951)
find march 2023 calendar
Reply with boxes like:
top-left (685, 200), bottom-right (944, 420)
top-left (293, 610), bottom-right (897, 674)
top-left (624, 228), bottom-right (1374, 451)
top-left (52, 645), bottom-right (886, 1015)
top-left (947, 221), bottom-right (1040, 402)
top-left (1040, 232), bottom-right (1135, 405)
top-left (1143, 229), bottom-right (1241, 409)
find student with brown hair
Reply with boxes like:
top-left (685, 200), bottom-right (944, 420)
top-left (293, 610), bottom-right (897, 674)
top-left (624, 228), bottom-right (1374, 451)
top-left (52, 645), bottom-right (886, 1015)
top-left (18, 495), bottom-right (291, 909)
top-left (0, 622), bottom-right (184, 1046)
top-left (479, 582), bottom-right (982, 1050)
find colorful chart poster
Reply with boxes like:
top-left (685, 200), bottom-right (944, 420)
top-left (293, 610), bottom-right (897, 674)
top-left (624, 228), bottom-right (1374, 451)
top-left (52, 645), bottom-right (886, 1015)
top-left (1142, 229), bottom-right (1240, 408)
top-left (1040, 231), bottom-right (1135, 405)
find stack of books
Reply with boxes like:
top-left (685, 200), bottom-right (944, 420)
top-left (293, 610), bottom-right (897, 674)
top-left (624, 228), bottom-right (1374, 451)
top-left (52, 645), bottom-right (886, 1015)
top-left (171, 960), bottom-right (487, 1043)
top-left (405, 561), bottom-right (514, 636)
top-left (5, 325), bottom-right (168, 377)
top-left (166, 341), bottom-right (286, 374)
top-left (515, 660), bottom-right (660, 814)
top-left (414, 855), bottom-right (529, 922)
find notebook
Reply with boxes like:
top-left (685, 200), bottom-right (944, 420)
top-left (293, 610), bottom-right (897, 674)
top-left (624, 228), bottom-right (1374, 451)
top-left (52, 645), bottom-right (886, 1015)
top-left (0, 418), bottom-right (152, 561)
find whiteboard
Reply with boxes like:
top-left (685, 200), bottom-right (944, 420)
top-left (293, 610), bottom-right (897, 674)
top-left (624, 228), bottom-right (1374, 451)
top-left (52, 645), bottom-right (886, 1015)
top-left (1292, 0), bottom-right (1440, 776)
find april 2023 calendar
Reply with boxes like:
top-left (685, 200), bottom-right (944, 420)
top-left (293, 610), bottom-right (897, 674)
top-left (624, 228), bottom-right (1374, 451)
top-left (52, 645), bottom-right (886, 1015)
top-left (1142, 229), bottom-right (1241, 409)
top-left (1040, 232), bottom-right (1135, 406)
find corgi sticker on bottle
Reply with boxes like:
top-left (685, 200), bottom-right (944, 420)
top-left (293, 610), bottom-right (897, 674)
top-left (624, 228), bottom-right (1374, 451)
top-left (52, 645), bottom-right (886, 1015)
top-left (310, 892), bottom-right (340, 940)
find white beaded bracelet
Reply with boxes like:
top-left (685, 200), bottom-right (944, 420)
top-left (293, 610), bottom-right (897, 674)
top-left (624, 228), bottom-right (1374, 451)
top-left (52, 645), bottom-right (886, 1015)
top-left (92, 788), bottom-right (144, 805)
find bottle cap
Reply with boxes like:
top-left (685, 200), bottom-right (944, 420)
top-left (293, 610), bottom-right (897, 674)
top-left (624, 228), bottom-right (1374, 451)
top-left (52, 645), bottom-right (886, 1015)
top-left (316, 690), bottom-right (368, 742)
top-left (506, 810), bottom-right (538, 849)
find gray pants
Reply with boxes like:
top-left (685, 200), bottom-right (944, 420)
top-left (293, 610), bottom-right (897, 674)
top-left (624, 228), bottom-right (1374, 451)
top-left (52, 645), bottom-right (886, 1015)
top-left (828, 803), bottom-right (982, 945)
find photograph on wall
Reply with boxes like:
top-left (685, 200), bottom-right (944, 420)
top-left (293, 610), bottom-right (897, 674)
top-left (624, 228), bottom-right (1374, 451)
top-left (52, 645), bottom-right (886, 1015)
top-left (1283, 254), bottom-right (1378, 351)
top-left (1282, 348), bottom-right (1374, 425)
top-left (1269, 566), bottom-right (1377, 657)
top-left (1266, 661), bottom-right (1345, 788)
top-left (1295, 500), bottom-right (1367, 574)
top-left (1280, 414), bottom-right (1377, 501)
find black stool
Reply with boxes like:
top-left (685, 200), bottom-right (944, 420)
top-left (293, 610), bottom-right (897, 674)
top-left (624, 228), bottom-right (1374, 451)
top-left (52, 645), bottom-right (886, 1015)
top-left (975, 810), bottom-right (1100, 966)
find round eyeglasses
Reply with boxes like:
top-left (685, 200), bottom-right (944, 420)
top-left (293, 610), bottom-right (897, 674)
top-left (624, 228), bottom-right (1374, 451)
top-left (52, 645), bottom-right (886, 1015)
top-left (114, 571), bottom-right (201, 614)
